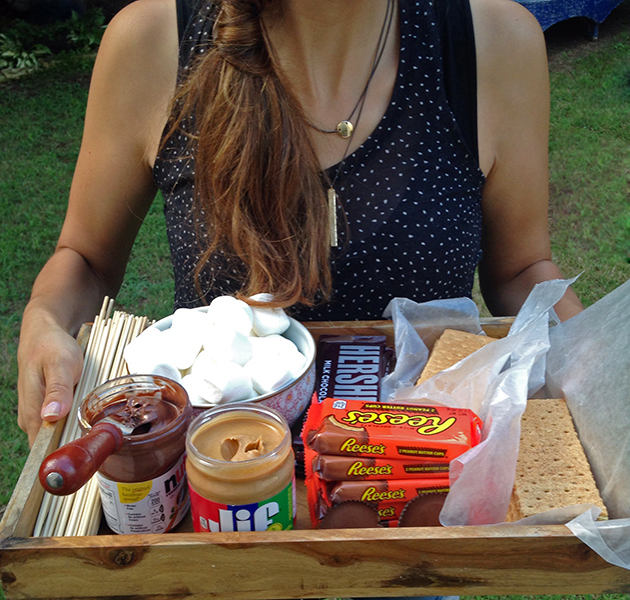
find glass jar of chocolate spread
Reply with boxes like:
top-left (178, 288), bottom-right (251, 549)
top-left (79, 374), bottom-right (192, 535)
top-left (185, 404), bottom-right (295, 533)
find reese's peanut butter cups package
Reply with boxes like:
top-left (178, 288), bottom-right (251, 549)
top-left (304, 447), bottom-right (449, 481)
top-left (302, 397), bottom-right (483, 462)
top-left (306, 471), bottom-right (449, 527)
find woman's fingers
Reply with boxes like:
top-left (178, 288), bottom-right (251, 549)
top-left (18, 330), bottom-right (84, 447)
top-left (40, 358), bottom-right (81, 422)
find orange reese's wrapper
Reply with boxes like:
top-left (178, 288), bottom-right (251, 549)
top-left (302, 396), bottom-right (483, 463)
top-left (304, 447), bottom-right (450, 481)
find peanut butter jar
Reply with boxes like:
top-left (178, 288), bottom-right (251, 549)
top-left (185, 404), bottom-right (295, 532)
top-left (79, 374), bottom-right (192, 535)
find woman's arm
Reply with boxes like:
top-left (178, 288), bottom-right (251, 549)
top-left (472, 0), bottom-right (583, 321)
top-left (17, 0), bottom-right (179, 445)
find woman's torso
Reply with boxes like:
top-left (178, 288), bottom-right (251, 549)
top-left (153, 0), bottom-right (486, 320)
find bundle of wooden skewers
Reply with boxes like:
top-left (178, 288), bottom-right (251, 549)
top-left (33, 298), bottom-right (150, 537)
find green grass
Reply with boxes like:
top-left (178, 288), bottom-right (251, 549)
top-left (1, 5), bottom-right (630, 599)
top-left (546, 27), bottom-right (630, 304)
top-left (0, 56), bottom-right (174, 510)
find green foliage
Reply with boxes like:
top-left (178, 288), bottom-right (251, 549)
top-left (0, 8), bottom-right (105, 80)
top-left (63, 8), bottom-right (107, 53)
top-left (0, 32), bottom-right (51, 74)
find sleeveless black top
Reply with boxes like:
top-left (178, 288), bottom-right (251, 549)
top-left (153, 0), bottom-right (485, 321)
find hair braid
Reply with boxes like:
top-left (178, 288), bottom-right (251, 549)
top-left (166, 0), bottom-right (333, 309)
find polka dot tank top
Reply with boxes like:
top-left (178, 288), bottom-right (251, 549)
top-left (153, 0), bottom-right (486, 321)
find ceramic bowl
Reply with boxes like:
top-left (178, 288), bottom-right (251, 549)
top-left (149, 308), bottom-right (315, 426)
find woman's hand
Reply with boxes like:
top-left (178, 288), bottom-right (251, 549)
top-left (17, 307), bottom-right (84, 446)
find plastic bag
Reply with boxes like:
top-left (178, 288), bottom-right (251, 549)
top-left (381, 277), bottom-right (630, 569)
top-left (382, 279), bottom-right (572, 525)
top-left (545, 278), bottom-right (630, 568)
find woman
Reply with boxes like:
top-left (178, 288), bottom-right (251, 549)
top-left (18, 0), bottom-right (582, 446)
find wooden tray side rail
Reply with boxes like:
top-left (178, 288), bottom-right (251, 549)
top-left (3, 525), bottom-right (630, 599)
top-left (3, 318), bottom-right (630, 599)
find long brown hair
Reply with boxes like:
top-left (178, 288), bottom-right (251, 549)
top-left (166, 0), bottom-right (332, 309)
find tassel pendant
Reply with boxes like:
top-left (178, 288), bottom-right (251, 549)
top-left (328, 187), bottom-right (338, 247)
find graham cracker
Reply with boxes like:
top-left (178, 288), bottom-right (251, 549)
top-left (507, 398), bottom-right (608, 521)
top-left (415, 329), bottom-right (497, 385)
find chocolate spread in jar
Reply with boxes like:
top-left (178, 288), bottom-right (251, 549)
top-left (79, 374), bottom-right (192, 534)
top-left (186, 404), bottom-right (295, 532)
top-left (94, 393), bottom-right (179, 437)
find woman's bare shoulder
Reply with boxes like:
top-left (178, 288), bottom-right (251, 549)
top-left (84, 0), bottom-right (179, 166)
top-left (471, 0), bottom-right (549, 174)
top-left (96, 0), bottom-right (178, 80)
top-left (470, 0), bottom-right (546, 71)
top-left (104, 0), bottom-right (178, 47)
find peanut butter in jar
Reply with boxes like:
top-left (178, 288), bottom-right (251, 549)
top-left (186, 404), bottom-right (295, 532)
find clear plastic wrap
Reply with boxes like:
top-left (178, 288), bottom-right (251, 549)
top-left (545, 278), bottom-right (630, 568)
top-left (381, 278), bottom-right (630, 569)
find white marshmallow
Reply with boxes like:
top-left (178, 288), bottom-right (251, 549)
top-left (249, 334), bottom-right (298, 358)
top-left (144, 361), bottom-right (182, 383)
top-left (284, 350), bottom-right (307, 378)
top-left (244, 356), bottom-right (294, 395)
top-left (202, 324), bottom-right (253, 366)
top-left (249, 293), bottom-right (274, 303)
top-left (251, 307), bottom-right (290, 336)
top-left (190, 350), bottom-right (216, 378)
top-left (171, 307), bottom-right (208, 331)
top-left (182, 373), bottom-right (222, 406)
top-left (206, 296), bottom-right (254, 337)
top-left (123, 327), bottom-right (165, 374)
top-left (249, 293), bottom-right (291, 336)
top-left (191, 353), bottom-right (255, 403)
top-left (160, 327), bottom-right (203, 371)
top-left (180, 374), bottom-right (205, 406)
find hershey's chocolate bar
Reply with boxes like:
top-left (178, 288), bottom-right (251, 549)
top-left (316, 335), bottom-right (393, 403)
top-left (293, 335), bottom-right (394, 475)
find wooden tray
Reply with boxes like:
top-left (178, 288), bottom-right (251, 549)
top-left (2, 319), bottom-right (630, 599)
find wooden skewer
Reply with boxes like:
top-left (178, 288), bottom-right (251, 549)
top-left (75, 477), bottom-right (99, 537)
top-left (111, 314), bottom-right (133, 379)
top-left (39, 493), bottom-right (61, 538)
top-left (85, 478), bottom-right (104, 537)
top-left (65, 485), bottom-right (88, 537)
top-left (34, 298), bottom-right (154, 538)
top-left (57, 314), bottom-right (101, 448)
top-left (33, 490), bottom-right (53, 537)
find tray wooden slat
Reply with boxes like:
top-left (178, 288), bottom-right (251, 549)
top-left (2, 525), bottom-right (630, 598)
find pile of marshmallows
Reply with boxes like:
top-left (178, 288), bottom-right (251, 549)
top-left (123, 295), bottom-right (306, 407)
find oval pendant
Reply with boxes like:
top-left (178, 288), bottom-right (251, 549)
top-left (336, 120), bottom-right (354, 139)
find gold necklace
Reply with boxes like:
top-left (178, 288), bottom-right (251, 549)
top-left (308, 0), bottom-right (394, 141)
top-left (326, 0), bottom-right (395, 246)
